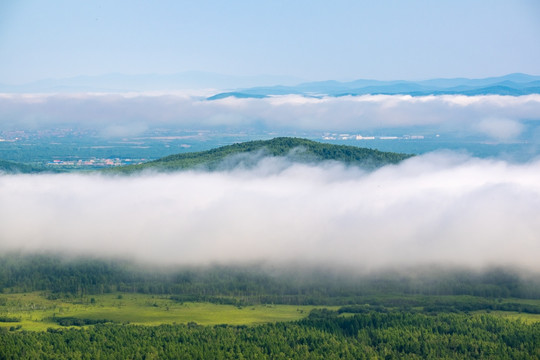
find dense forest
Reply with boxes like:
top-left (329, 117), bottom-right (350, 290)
top-left (2, 254), bottom-right (540, 306)
top-left (0, 159), bottom-right (50, 174)
top-left (1, 310), bottom-right (539, 359)
top-left (107, 137), bottom-right (413, 173)
top-left (2, 254), bottom-right (540, 358)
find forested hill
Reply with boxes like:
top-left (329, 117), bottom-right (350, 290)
top-left (108, 137), bottom-right (413, 174)
top-left (0, 159), bottom-right (47, 174)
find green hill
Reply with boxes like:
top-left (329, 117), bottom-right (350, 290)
top-left (0, 159), bottom-right (47, 174)
top-left (107, 137), bottom-right (413, 174)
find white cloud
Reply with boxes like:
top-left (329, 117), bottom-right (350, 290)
top-left (0, 93), bottom-right (539, 140)
top-left (1, 153), bottom-right (539, 270)
top-left (474, 118), bottom-right (524, 141)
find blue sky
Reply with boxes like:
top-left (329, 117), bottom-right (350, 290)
top-left (1, 0), bottom-right (539, 84)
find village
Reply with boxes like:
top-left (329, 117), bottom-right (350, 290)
top-left (46, 158), bottom-right (143, 168)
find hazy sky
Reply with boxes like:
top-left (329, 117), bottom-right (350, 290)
top-left (1, 0), bottom-right (539, 84)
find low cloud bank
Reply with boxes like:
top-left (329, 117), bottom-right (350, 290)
top-left (1, 93), bottom-right (539, 140)
top-left (1, 153), bottom-right (539, 270)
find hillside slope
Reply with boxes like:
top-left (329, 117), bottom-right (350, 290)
top-left (0, 159), bottom-right (48, 174)
top-left (107, 137), bottom-right (413, 174)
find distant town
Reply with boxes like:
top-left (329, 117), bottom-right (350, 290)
top-left (46, 158), bottom-right (144, 168)
top-left (321, 133), bottom-right (427, 141)
top-left (1, 128), bottom-right (446, 168)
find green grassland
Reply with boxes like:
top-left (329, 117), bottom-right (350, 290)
top-left (473, 310), bottom-right (540, 324)
top-left (0, 292), bottom-right (337, 331)
top-left (2, 292), bottom-right (539, 332)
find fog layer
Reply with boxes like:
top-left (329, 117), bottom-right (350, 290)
top-left (1, 153), bottom-right (539, 270)
top-left (1, 94), bottom-right (539, 140)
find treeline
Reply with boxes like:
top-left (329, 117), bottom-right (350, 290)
top-left (52, 317), bottom-right (112, 327)
top-left (338, 298), bottom-right (540, 315)
top-left (1, 254), bottom-right (540, 302)
top-left (0, 159), bottom-right (51, 174)
top-left (108, 137), bottom-right (413, 173)
top-left (1, 311), bottom-right (539, 359)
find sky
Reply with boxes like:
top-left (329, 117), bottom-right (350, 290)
top-left (1, 0), bottom-right (539, 84)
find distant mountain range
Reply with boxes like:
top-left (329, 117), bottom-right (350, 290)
top-left (106, 137), bottom-right (413, 174)
top-left (207, 73), bottom-right (540, 99)
top-left (0, 72), bottom-right (304, 93)
top-left (1, 72), bottom-right (539, 96)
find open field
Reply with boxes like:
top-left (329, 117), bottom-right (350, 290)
top-left (473, 310), bottom-right (540, 324)
top-left (0, 292), bottom-right (338, 331)
top-left (2, 292), bottom-right (540, 332)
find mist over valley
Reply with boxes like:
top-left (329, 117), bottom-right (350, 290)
top-left (1, 145), bottom-right (539, 273)
top-left (2, 1), bottom-right (540, 356)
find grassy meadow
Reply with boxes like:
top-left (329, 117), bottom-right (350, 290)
top-left (2, 291), bottom-right (540, 332)
top-left (0, 292), bottom-right (337, 331)
top-left (473, 310), bottom-right (540, 324)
